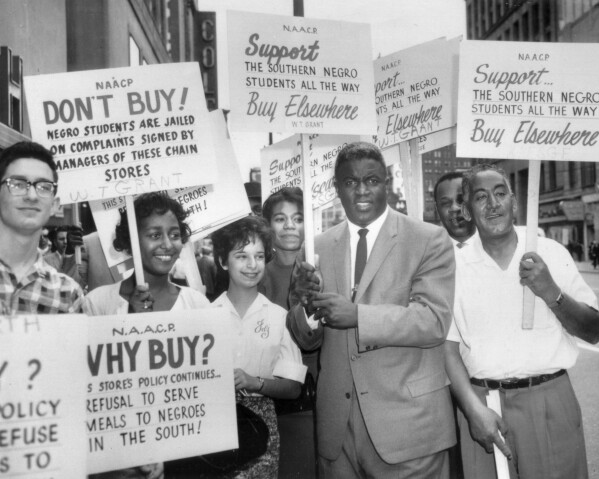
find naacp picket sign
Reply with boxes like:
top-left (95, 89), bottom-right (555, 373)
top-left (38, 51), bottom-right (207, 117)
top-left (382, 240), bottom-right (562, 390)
top-left (24, 63), bottom-right (217, 203)
top-left (89, 110), bottom-right (250, 269)
top-left (457, 40), bottom-right (599, 161)
top-left (86, 308), bottom-right (236, 474)
top-left (261, 134), bottom-right (362, 209)
top-left (228, 11), bottom-right (377, 135)
top-left (374, 38), bottom-right (456, 149)
top-left (0, 315), bottom-right (87, 478)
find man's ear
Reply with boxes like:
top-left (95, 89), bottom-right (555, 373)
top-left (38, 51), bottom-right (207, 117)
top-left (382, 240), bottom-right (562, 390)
top-left (462, 203), bottom-right (472, 222)
top-left (511, 194), bottom-right (517, 215)
top-left (51, 196), bottom-right (61, 217)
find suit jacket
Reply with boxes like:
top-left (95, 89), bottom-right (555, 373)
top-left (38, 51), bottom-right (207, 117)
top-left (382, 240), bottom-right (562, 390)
top-left (287, 209), bottom-right (456, 464)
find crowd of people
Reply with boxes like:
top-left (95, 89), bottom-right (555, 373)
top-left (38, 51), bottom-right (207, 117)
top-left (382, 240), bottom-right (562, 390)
top-left (1, 139), bottom-right (599, 479)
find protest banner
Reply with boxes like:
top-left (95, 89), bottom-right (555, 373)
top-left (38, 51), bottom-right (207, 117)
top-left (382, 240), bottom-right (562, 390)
top-left (374, 38), bottom-right (455, 150)
top-left (454, 40), bottom-right (590, 328)
top-left (228, 10), bottom-right (377, 263)
top-left (227, 10), bottom-right (377, 135)
top-left (0, 315), bottom-right (87, 478)
top-left (24, 63), bottom-right (217, 203)
top-left (86, 308), bottom-right (236, 474)
top-left (416, 127), bottom-right (457, 155)
top-left (260, 134), bottom-right (362, 210)
top-left (89, 109), bottom-right (250, 273)
top-left (456, 40), bottom-right (599, 161)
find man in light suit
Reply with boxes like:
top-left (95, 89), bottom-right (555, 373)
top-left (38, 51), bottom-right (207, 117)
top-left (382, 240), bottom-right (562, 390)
top-left (287, 141), bottom-right (456, 478)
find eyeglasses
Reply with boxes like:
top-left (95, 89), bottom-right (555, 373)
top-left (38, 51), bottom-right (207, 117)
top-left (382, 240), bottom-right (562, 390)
top-left (0, 177), bottom-right (58, 198)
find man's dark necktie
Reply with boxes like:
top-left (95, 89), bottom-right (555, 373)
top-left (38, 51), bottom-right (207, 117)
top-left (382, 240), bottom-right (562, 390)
top-left (457, 242), bottom-right (466, 249)
top-left (353, 228), bottom-right (368, 301)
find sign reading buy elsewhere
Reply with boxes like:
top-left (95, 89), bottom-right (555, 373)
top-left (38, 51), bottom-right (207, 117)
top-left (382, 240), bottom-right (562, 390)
top-left (227, 10), bottom-right (377, 135)
top-left (86, 309), bottom-right (236, 474)
top-left (374, 38), bottom-right (457, 150)
top-left (457, 40), bottom-right (599, 161)
top-left (1, 315), bottom-right (87, 478)
top-left (260, 134), bottom-right (362, 209)
top-left (24, 63), bottom-right (217, 203)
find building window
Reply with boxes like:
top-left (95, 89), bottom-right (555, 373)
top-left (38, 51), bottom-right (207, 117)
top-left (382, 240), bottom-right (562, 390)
top-left (568, 162), bottom-right (577, 188)
top-left (555, 162), bottom-right (565, 190)
top-left (540, 163), bottom-right (546, 192)
top-left (581, 161), bottom-right (597, 187)
top-left (548, 161), bottom-right (557, 190)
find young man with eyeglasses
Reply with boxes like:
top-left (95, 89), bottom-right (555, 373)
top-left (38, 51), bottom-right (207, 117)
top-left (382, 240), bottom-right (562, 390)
top-left (0, 141), bottom-right (83, 314)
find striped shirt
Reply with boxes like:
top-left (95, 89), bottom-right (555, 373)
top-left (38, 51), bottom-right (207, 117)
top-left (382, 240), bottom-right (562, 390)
top-left (0, 252), bottom-right (83, 314)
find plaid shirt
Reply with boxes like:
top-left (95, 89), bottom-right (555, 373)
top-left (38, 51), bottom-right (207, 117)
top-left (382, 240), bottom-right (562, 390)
top-left (0, 252), bottom-right (83, 314)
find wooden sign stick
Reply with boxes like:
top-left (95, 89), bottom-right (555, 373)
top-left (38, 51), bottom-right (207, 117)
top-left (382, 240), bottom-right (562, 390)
top-left (179, 241), bottom-right (205, 294)
top-left (125, 195), bottom-right (145, 286)
top-left (398, 142), bottom-right (414, 218)
top-left (485, 390), bottom-right (511, 479)
top-left (409, 138), bottom-right (424, 220)
top-left (522, 160), bottom-right (541, 329)
top-left (399, 140), bottom-right (425, 220)
top-left (301, 134), bottom-right (315, 265)
top-left (72, 203), bottom-right (82, 265)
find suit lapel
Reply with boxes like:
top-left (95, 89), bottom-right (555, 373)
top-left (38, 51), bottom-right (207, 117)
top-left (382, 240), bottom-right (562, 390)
top-left (354, 213), bottom-right (398, 303)
top-left (332, 223), bottom-right (351, 298)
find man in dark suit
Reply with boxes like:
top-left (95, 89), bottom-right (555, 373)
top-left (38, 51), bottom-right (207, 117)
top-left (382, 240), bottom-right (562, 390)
top-left (287, 141), bottom-right (456, 478)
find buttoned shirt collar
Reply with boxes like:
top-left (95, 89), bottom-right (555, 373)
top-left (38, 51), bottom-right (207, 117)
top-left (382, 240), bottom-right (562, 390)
top-left (347, 207), bottom-right (389, 286)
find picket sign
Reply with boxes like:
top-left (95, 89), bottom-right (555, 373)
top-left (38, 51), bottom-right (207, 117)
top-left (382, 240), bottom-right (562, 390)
top-left (522, 160), bottom-right (542, 329)
top-left (180, 240), bottom-right (205, 293)
top-left (485, 390), bottom-right (511, 479)
top-left (398, 139), bottom-right (424, 220)
top-left (72, 203), bottom-right (82, 265)
top-left (301, 134), bottom-right (315, 265)
top-left (125, 195), bottom-right (145, 286)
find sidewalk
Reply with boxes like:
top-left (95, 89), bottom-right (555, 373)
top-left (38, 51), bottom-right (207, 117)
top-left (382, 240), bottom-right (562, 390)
top-left (575, 260), bottom-right (599, 274)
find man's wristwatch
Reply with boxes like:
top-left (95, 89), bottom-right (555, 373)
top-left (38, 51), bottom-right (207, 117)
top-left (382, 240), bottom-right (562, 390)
top-left (256, 377), bottom-right (265, 392)
top-left (547, 290), bottom-right (564, 308)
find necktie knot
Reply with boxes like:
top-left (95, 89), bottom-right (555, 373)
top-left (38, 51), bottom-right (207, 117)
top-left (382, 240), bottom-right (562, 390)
top-left (457, 242), bottom-right (465, 249)
top-left (358, 228), bottom-right (368, 239)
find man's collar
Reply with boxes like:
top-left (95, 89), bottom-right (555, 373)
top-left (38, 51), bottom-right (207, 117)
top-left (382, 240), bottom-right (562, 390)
top-left (346, 207), bottom-right (389, 237)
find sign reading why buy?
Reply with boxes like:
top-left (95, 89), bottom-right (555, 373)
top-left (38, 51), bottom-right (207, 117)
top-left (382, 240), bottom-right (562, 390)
top-left (0, 315), bottom-right (88, 478)
top-left (24, 63), bottom-right (217, 203)
top-left (86, 309), bottom-right (236, 474)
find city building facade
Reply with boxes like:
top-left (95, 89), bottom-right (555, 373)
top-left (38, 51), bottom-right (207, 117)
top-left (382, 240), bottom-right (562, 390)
top-left (0, 0), bottom-right (208, 228)
top-left (464, 0), bottom-right (599, 258)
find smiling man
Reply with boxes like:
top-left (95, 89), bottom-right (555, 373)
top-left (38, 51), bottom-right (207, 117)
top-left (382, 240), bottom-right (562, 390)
top-left (434, 171), bottom-right (476, 248)
top-left (0, 141), bottom-right (83, 314)
top-left (287, 141), bottom-right (456, 478)
top-left (445, 164), bottom-right (599, 479)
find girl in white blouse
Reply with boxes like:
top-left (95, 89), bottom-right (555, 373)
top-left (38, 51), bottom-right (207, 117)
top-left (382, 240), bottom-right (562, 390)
top-left (211, 216), bottom-right (306, 478)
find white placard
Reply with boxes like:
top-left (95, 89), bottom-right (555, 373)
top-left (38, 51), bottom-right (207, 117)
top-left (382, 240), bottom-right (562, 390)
top-left (86, 309), bottom-right (236, 474)
top-left (0, 315), bottom-right (88, 478)
top-left (417, 127), bottom-right (457, 154)
top-left (457, 40), bottom-right (599, 161)
top-left (89, 110), bottom-right (250, 269)
top-left (261, 134), bottom-right (362, 209)
top-left (227, 11), bottom-right (377, 135)
top-left (374, 39), bottom-right (456, 149)
top-left (24, 63), bottom-right (217, 203)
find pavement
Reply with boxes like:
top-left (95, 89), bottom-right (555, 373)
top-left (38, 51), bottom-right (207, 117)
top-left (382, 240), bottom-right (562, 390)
top-left (572, 261), bottom-right (599, 479)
